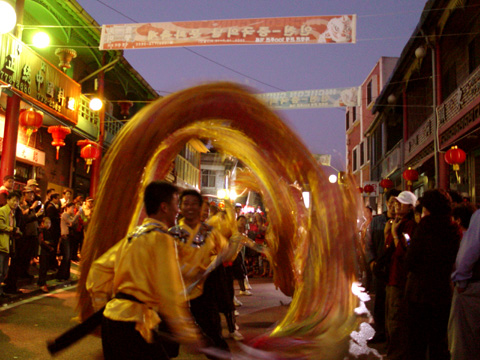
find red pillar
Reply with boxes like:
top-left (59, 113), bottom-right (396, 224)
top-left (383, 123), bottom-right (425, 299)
top-left (1, 94), bottom-right (20, 181)
top-left (89, 61), bottom-right (105, 198)
top-left (438, 156), bottom-right (450, 190)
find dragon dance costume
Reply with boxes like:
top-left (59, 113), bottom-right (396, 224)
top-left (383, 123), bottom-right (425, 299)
top-left (170, 218), bottom-right (233, 359)
top-left (86, 218), bottom-right (201, 359)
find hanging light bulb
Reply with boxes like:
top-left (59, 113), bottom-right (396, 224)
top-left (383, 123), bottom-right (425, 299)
top-left (89, 97), bottom-right (103, 111)
top-left (0, 1), bottom-right (16, 34)
top-left (32, 32), bottom-right (50, 48)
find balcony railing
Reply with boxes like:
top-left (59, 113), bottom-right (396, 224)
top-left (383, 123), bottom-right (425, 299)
top-left (175, 154), bottom-right (200, 189)
top-left (405, 65), bottom-right (480, 164)
top-left (77, 95), bottom-right (124, 144)
top-left (372, 140), bottom-right (402, 180)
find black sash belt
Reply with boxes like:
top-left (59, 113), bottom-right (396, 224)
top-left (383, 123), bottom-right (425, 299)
top-left (115, 292), bottom-right (144, 304)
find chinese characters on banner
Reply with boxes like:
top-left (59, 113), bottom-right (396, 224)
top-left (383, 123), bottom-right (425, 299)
top-left (99, 15), bottom-right (356, 50)
top-left (257, 87), bottom-right (360, 109)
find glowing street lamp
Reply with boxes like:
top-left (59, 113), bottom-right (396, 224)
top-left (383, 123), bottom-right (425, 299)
top-left (89, 97), bottom-right (103, 111)
top-left (328, 174), bottom-right (338, 183)
top-left (32, 32), bottom-right (50, 48)
top-left (229, 189), bottom-right (237, 201)
top-left (217, 189), bottom-right (227, 199)
top-left (0, 1), bottom-right (16, 34)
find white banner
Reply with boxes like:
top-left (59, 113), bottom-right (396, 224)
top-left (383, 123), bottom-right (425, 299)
top-left (313, 154), bottom-right (331, 166)
top-left (100, 15), bottom-right (356, 50)
top-left (257, 87), bottom-right (360, 109)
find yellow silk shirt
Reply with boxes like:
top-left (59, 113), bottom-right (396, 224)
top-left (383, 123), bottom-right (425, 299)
top-left (86, 218), bottom-right (201, 344)
top-left (173, 219), bottom-right (230, 300)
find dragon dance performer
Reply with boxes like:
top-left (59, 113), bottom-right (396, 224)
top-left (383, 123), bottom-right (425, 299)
top-left (86, 182), bottom-right (204, 360)
top-left (169, 189), bottom-right (236, 360)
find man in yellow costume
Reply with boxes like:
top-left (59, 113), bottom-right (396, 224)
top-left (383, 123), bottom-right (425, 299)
top-left (86, 181), bottom-right (203, 360)
top-left (169, 189), bottom-right (233, 359)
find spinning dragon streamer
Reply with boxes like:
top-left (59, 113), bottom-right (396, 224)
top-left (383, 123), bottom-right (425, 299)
top-left (77, 82), bottom-right (365, 359)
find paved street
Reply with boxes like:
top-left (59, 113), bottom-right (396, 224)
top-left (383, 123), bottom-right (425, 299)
top-left (0, 276), bottom-right (291, 360)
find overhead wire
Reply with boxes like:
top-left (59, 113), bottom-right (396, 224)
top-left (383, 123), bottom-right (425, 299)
top-left (23, 2), bottom-right (480, 96)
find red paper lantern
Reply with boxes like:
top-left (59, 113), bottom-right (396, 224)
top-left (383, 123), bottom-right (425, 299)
top-left (380, 178), bottom-right (394, 189)
top-left (445, 146), bottom-right (466, 170)
top-left (48, 125), bottom-right (71, 160)
top-left (445, 145), bottom-right (466, 183)
top-left (403, 167), bottom-right (418, 187)
top-left (19, 108), bottom-right (43, 145)
top-left (364, 184), bottom-right (374, 194)
top-left (77, 139), bottom-right (101, 173)
top-left (118, 101), bottom-right (134, 119)
top-left (358, 186), bottom-right (364, 193)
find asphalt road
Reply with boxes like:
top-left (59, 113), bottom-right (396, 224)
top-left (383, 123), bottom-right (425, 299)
top-left (0, 277), bottom-right (291, 360)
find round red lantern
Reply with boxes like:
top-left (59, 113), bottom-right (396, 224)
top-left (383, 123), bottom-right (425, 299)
top-left (48, 126), bottom-right (71, 160)
top-left (364, 184), bottom-right (374, 194)
top-left (380, 178), bottom-right (394, 190)
top-left (403, 167), bottom-right (419, 188)
top-left (77, 139), bottom-right (101, 173)
top-left (358, 186), bottom-right (364, 193)
top-left (445, 145), bottom-right (466, 183)
top-left (19, 108), bottom-right (43, 145)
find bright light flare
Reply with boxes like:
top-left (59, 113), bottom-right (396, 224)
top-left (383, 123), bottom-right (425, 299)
top-left (32, 32), bottom-right (50, 48)
top-left (0, 1), bottom-right (16, 34)
top-left (328, 174), bottom-right (338, 183)
top-left (89, 98), bottom-right (103, 111)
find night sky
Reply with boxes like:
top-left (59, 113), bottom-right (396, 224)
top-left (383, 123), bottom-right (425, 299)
top-left (76, 0), bottom-right (427, 172)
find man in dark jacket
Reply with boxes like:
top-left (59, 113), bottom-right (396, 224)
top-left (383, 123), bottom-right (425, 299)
top-left (45, 192), bottom-right (61, 271)
top-left (365, 188), bottom-right (400, 343)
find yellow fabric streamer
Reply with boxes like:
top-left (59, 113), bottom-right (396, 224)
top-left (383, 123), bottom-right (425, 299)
top-left (77, 82), bottom-right (364, 359)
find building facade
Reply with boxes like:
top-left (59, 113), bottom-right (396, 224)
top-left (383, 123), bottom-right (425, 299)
top-left (346, 56), bottom-right (398, 208)
top-left (0, 0), bottom-right (203, 198)
top-left (371, 0), bottom-right (480, 206)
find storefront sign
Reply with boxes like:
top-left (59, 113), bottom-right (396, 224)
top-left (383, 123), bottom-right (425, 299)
top-left (258, 87), bottom-right (360, 109)
top-left (0, 118), bottom-right (46, 166)
top-left (16, 142), bottom-right (46, 166)
top-left (100, 15), bottom-right (356, 49)
top-left (0, 33), bottom-right (80, 124)
top-left (0, 137), bottom-right (45, 167)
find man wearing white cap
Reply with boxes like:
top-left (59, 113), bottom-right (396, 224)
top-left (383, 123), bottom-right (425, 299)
top-left (384, 190), bottom-right (417, 360)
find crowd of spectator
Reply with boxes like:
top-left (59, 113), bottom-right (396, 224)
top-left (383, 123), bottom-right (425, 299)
top-left (364, 188), bottom-right (479, 360)
top-left (0, 176), bottom-right (93, 297)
